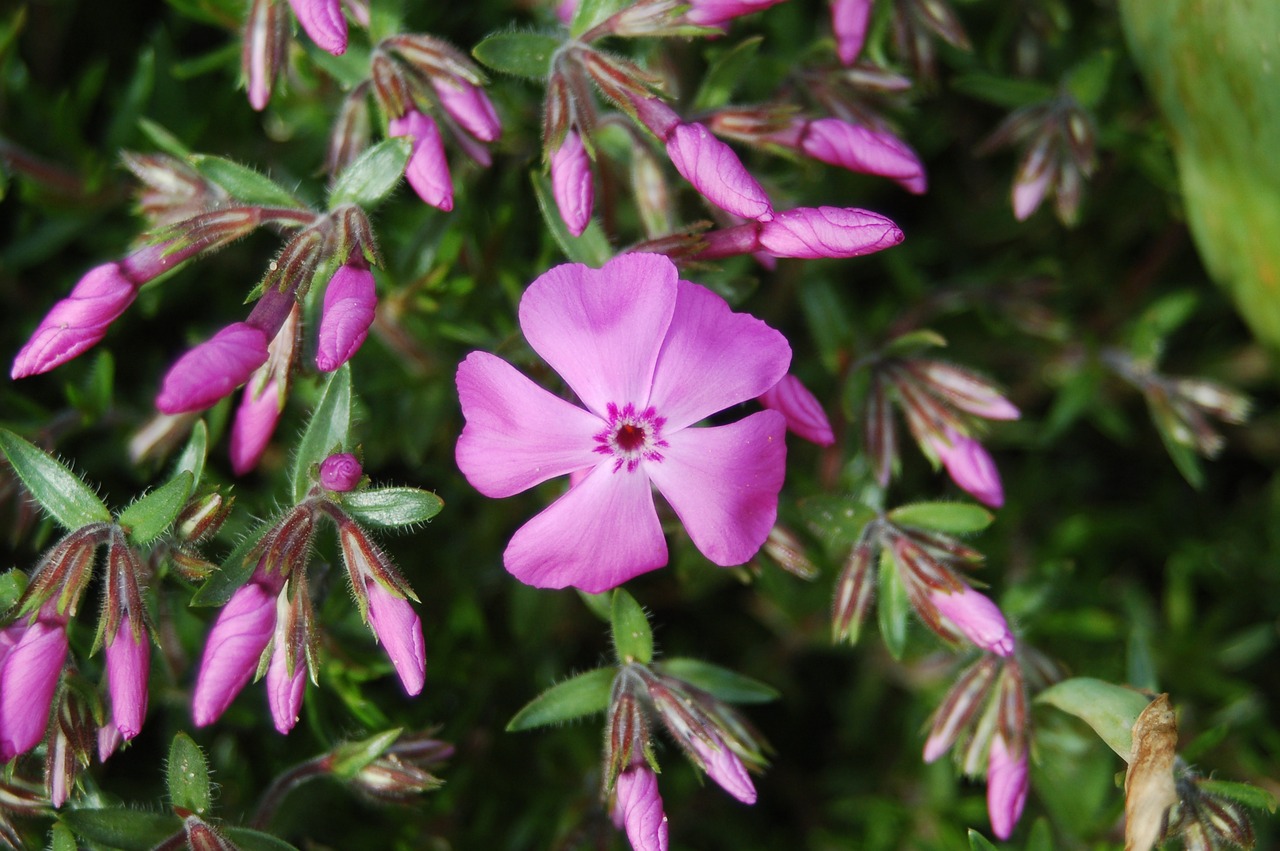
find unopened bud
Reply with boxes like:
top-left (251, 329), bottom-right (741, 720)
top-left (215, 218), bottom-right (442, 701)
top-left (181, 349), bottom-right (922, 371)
top-left (184, 815), bottom-right (240, 851)
top-left (832, 540), bottom-right (876, 644)
top-left (176, 492), bottom-right (233, 544)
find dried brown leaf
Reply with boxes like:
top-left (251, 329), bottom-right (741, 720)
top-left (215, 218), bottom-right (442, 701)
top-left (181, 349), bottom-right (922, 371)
top-left (1124, 693), bottom-right (1178, 851)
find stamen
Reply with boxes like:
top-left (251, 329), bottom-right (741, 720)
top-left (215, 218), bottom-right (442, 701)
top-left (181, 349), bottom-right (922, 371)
top-left (593, 402), bottom-right (669, 472)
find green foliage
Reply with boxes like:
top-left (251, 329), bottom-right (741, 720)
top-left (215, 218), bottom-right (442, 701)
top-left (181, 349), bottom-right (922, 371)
top-left (0, 428), bottom-right (111, 529)
top-left (291, 365), bottom-right (352, 504)
top-left (506, 667), bottom-right (615, 731)
top-left (167, 732), bottom-right (213, 816)
top-left (610, 588), bottom-right (653, 664)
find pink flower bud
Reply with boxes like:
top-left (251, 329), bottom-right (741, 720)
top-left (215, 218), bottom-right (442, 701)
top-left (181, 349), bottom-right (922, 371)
top-left (1013, 139), bottom-right (1053, 221)
top-left (757, 206), bottom-right (904, 259)
top-left (986, 734), bottom-right (1028, 839)
top-left (365, 580), bottom-right (426, 696)
top-left (98, 723), bottom-right (123, 763)
top-left (230, 376), bottom-right (283, 475)
top-left (105, 627), bottom-right (150, 740)
top-left (320, 453), bottom-right (363, 491)
top-left (316, 262), bottom-right (377, 371)
top-left (831, 0), bottom-right (873, 65)
top-left (797, 118), bottom-right (927, 194)
top-left (390, 110), bottom-right (454, 211)
top-left (930, 585), bottom-right (1015, 657)
top-left (614, 765), bottom-right (670, 851)
top-left (928, 429), bottom-right (1005, 508)
top-left (265, 625), bottom-right (307, 735)
top-left (0, 616), bottom-right (69, 761)
top-left (550, 130), bottom-right (594, 237)
top-left (286, 0), bottom-right (347, 55)
top-left (118, 240), bottom-right (206, 284)
top-left (192, 581), bottom-right (278, 727)
top-left (759, 374), bottom-right (834, 446)
top-left (243, 0), bottom-right (286, 110)
top-left (684, 0), bottom-right (788, 27)
top-left (11, 263), bottom-right (137, 379)
top-left (665, 123), bottom-right (772, 220)
top-left (629, 96), bottom-right (682, 140)
top-left (157, 322), bottom-right (270, 414)
top-left (691, 735), bottom-right (757, 804)
top-left (432, 78), bottom-right (501, 142)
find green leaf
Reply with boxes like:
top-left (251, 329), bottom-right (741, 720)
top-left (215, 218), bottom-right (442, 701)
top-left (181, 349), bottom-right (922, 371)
top-left (173, 420), bottom-right (208, 490)
top-left (967, 828), bottom-right (999, 851)
top-left (1026, 817), bottom-right (1054, 851)
top-left (117, 471), bottom-right (193, 546)
top-left (50, 822), bottom-right (77, 851)
top-left (878, 546), bottom-right (910, 660)
top-left (655, 658), bottom-right (779, 704)
top-left (0, 569), bottom-right (27, 612)
top-left (58, 809), bottom-right (179, 850)
top-left (799, 495), bottom-right (877, 551)
top-left (137, 117), bottom-right (193, 158)
top-left (167, 732), bottom-right (212, 816)
top-left (1036, 677), bottom-right (1153, 759)
top-left (340, 487), bottom-right (444, 528)
top-left (1065, 49), bottom-right (1115, 109)
top-left (328, 138), bottom-right (412, 210)
top-left (888, 501), bottom-right (993, 534)
top-left (610, 589), bottom-right (653, 665)
top-left (1128, 290), bottom-right (1199, 365)
top-left (693, 36), bottom-right (764, 111)
top-left (191, 522), bottom-right (270, 607)
top-left (571, 0), bottom-right (629, 37)
top-left (330, 728), bottom-right (402, 779)
top-left (577, 589), bottom-right (613, 622)
top-left (531, 170), bottom-right (613, 267)
top-left (223, 827), bottom-right (302, 851)
top-left (292, 365), bottom-right (352, 504)
top-left (0, 428), bottom-right (111, 530)
top-left (881, 328), bottom-right (948, 357)
top-left (506, 667), bottom-right (615, 731)
top-left (472, 31), bottom-right (561, 79)
top-left (189, 154), bottom-right (307, 209)
top-left (1196, 779), bottom-right (1278, 813)
top-left (952, 73), bottom-right (1056, 108)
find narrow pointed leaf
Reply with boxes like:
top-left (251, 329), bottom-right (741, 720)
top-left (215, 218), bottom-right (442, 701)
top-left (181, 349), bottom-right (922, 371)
top-left (611, 588), bottom-right (653, 665)
top-left (328, 138), bottom-right (412, 209)
top-left (330, 728), bottom-right (403, 779)
top-left (58, 810), bottom-right (179, 850)
top-left (693, 36), bottom-right (764, 111)
top-left (967, 829), bottom-right (999, 851)
top-left (117, 471), bottom-right (193, 546)
top-left (191, 522), bottom-right (270, 606)
top-left (0, 428), bottom-right (111, 529)
top-left (167, 732), bottom-right (212, 816)
top-left (292, 364), bottom-right (352, 503)
top-left (507, 667), bottom-right (615, 731)
top-left (878, 546), bottom-right (910, 660)
top-left (189, 154), bottom-right (307, 208)
top-left (655, 658), bottom-right (779, 704)
top-left (340, 487), bottom-right (444, 528)
top-left (888, 501), bottom-right (993, 534)
top-left (1036, 677), bottom-right (1152, 759)
top-left (173, 419), bottom-right (208, 490)
top-left (472, 32), bottom-right (560, 79)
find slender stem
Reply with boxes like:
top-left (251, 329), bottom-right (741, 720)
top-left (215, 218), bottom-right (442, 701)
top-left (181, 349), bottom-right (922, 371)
top-left (250, 756), bottom-right (331, 830)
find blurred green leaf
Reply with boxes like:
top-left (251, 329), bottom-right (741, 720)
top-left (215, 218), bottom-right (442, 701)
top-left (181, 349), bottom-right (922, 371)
top-left (292, 365), bottom-right (352, 504)
top-left (531, 170), bottom-right (612, 267)
top-left (117, 470), bottom-right (193, 546)
top-left (878, 546), bottom-right (909, 660)
top-left (655, 658), bottom-right (779, 704)
top-left (882, 329), bottom-right (948, 357)
top-left (1036, 677), bottom-right (1152, 759)
top-left (173, 420), bottom-right (208, 490)
top-left (571, 0), bottom-right (629, 37)
top-left (1065, 49), bottom-right (1115, 109)
top-left (799, 495), bottom-right (876, 550)
top-left (888, 501), bottom-right (993, 534)
top-left (330, 728), bottom-right (402, 779)
top-left (0, 569), bottom-right (27, 614)
top-left (0, 428), bottom-right (111, 530)
top-left (224, 826), bottom-right (302, 851)
top-left (472, 32), bottom-right (560, 79)
top-left (328, 138), bottom-right (411, 210)
top-left (1128, 290), bottom-right (1199, 366)
top-left (952, 74), bottom-right (1055, 108)
top-left (166, 732), bottom-right (212, 816)
top-left (967, 829), bottom-right (998, 851)
top-left (189, 154), bottom-right (307, 209)
top-left (693, 36), bottom-right (764, 111)
top-left (50, 822), bottom-right (77, 851)
top-left (58, 809), bottom-right (178, 850)
top-left (507, 667), bottom-right (615, 731)
top-left (611, 588), bottom-right (653, 665)
top-left (1196, 779), bottom-right (1278, 813)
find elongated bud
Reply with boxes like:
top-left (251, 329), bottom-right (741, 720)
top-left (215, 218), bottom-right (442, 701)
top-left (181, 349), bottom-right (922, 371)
top-left (614, 765), bottom-right (670, 851)
top-left (930, 585), bottom-right (1015, 657)
top-left (759, 374), bottom-right (835, 446)
top-left (383, 33), bottom-right (487, 85)
top-left (316, 261), bottom-right (377, 371)
top-left (832, 0), bottom-right (873, 65)
top-left (176, 492), bottom-right (233, 544)
top-left (123, 152), bottom-right (225, 227)
top-left (364, 579), bottom-right (426, 696)
top-left (761, 525), bottom-right (819, 579)
top-left (18, 525), bottom-right (105, 620)
top-left (926, 429), bottom-right (1005, 508)
top-left (156, 322), bottom-right (270, 414)
top-left (432, 77), bottom-right (501, 142)
top-left (243, 0), bottom-right (287, 110)
top-left (795, 118), bottom-right (927, 194)
top-left (320, 453), bottom-right (363, 492)
top-left (682, 0), bottom-right (788, 27)
top-left (11, 263), bottom-right (138, 379)
top-left (986, 734), bottom-right (1028, 840)
top-left (758, 206), bottom-right (904, 259)
top-left (390, 110), bottom-right (454, 211)
top-left (191, 580), bottom-right (278, 727)
top-left (351, 755), bottom-right (444, 802)
top-left (905, 360), bottom-right (1020, 421)
top-left (286, 0), bottom-right (347, 55)
top-left (550, 130), bottom-right (594, 237)
top-left (232, 302), bottom-right (299, 475)
top-left (184, 815), bottom-right (241, 851)
top-left (923, 655), bottom-right (999, 763)
top-left (265, 580), bottom-right (310, 734)
top-left (105, 626), bottom-right (150, 740)
top-left (832, 539), bottom-right (876, 643)
top-left (0, 608), bottom-right (69, 761)
top-left (328, 87), bottom-right (372, 177)
top-left (370, 53), bottom-right (414, 119)
top-left (865, 372), bottom-right (898, 486)
top-left (690, 734), bottom-right (757, 804)
top-left (45, 690), bottom-right (94, 807)
top-left (665, 122), bottom-right (773, 220)
top-left (630, 146), bottom-right (674, 238)
top-left (1012, 134), bottom-right (1053, 221)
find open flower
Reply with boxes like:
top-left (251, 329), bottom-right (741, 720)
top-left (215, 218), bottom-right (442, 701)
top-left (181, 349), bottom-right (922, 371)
top-left (456, 253), bottom-right (790, 593)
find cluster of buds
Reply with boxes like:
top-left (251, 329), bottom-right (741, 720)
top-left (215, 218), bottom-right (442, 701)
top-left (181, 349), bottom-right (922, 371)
top-left (980, 93), bottom-right (1098, 225)
top-left (330, 34), bottom-right (501, 209)
top-left (0, 774), bottom-right (46, 847)
top-left (192, 454), bottom-right (426, 734)
top-left (1164, 762), bottom-right (1258, 850)
top-left (863, 347), bottom-right (1020, 507)
top-left (922, 653), bottom-right (1030, 839)
top-left (0, 523), bottom-right (157, 801)
top-left (887, 0), bottom-right (972, 83)
top-left (242, 0), bottom-right (363, 109)
top-left (604, 663), bottom-right (767, 851)
top-left (833, 515), bottom-right (1014, 655)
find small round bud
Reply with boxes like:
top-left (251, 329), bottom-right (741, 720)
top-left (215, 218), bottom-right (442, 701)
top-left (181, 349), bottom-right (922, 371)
top-left (320, 453), bottom-right (362, 492)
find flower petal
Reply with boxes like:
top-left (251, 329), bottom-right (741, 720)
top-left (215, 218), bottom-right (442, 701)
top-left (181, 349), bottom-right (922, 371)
top-left (503, 464), bottom-right (666, 593)
top-left (648, 281), bottom-right (790, 431)
top-left (646, 411), bottom-right (786, 566)
top-left (519, 254), bottom-right (677, 417)
top-left (456, 352), bottom-right (602, 498)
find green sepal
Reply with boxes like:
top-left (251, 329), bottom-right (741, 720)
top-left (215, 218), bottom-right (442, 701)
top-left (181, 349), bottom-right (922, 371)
top-left (888, 501), bottom-right (994, 535)
top-left (328, 138), bottom-right (412, 210)
top-left (571, 0), bottom-right (629, 37)
top-left (531, 171), bottom-right (613, 267)
top-left (877, 545), bottom-right (910, 660)
top-left (610, 588), bottom-right (653, 665)
top-left (172, 419), bottom-right (208, 490)
top-left (191, 522), bottom-right (270, 607)
top-left (166, 732), bottom-right (212, 816)
top-left (967, 828), bottom-right (999, 851)
top-left (292, 365), bottom-right (352, 504)
top-left (0, 428), bottom-right (111, 530)
top-left (58, 810), bottom-right (180, 850)
top-left (1196, 779), bottom-right (1278, 813)
top-left (188, 154), bottom-right (308, 209)
top-left (881, 328), bottom-right (948, 357)
top-left (117, 471), bottom-right (193, 547)
top-left (339, 487), bottom-right (443, 529)
top-left (472, 31), bottom-right (561, 79)
top-left (654, 658), bottom-right (779, 704)
top-left (1035, 677), bottom-right (1152, 759)
top-left (330, 728), bottom-right (402, 780)
top-left (506, 667), bottom-right (615, 732)
top-left (1064, 49), bottom-right (1115, 109)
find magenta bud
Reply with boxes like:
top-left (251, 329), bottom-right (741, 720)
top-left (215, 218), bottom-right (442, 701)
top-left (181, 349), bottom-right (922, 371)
top-left (265, 629), bottom-right (307, 735)
top-left (797, 118), bottom-right (927, 194)
top-left (758, 206), bottom-right (904, 259)
top-left (365, 580), bottom-right (426, 696)
top-left (286, 0), bottom-right (347, 55)
top-left (192, 581), bottom-right (278, 727)
top-left (986, 734), bottom-right (1028, 839)
top-left (432, 77), bottom-right (501, 143)
top-left (930, 585), bottom-right (1015, 657)
top-left (665, 123), bottom-right (772, 220)
top-left (230, 376), bottom-right (283, 476)
top-left (614, 765), bottom-right (670, 851)
top-left (831, 0), bottom-right (873, 65)
top-left (320, 453), bottom-right (363, 491)
top-left (759, 374), bottom-right (834, 446)
top-left (550, 130), bottom-right (594, 237)
top-left (684, 0), bottom-right (787, 27)
top-left (691, 736), bottom-right (757, 804)
top-left (928, 429), bottom-right (1005, 508)
top-left (316, 262), bottom-right (377, 372)
top-left (390, 110), bottom-right (454, 211)
top-left (243, 0), bottom-right (286, 110)
top-left (157, 322), bottom-right (270, 414)
top-left (1013, 139), bottom-right (1054, 221)
top-left (628, 96), bottom-right (682, 140)
top-left (0, 616), bottom-right (69, 761)
top-left (105, 627), bottom-right (150, 740)
top-left (11, 263), bottom-right (138, 379)
top-left (97, 723), bottom-right (123, 763)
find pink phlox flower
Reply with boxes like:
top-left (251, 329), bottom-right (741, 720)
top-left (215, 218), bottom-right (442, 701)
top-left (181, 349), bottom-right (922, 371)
top-left (926, 428), bottom-right (1005, 508)
top-left (192, 578), bottom-right (281, 727)
top-left (0, 613), bottom-right (70, 761)
top-left (758, 206), bottom-right (904, 259)
top-left (455, 253), bottom-right (791, 593)
top-left (551, 130), bottom-right (595, 237)
top-left (390, 110), bottom-right (454, 211)
top-left (685, 0), bottom-right (789, 28)
top-left (157, 322), bottom-right (270, 414)
top-left (105, 626), bottom-right (150, 740)
top-left (831, 0), bottom-right (873, 66)
top-left (929, 585), bottom-right (1015, 657)
top-left (432, 78), bottom-right (501, 143)
top-left (690, 735), bottom-right (757, 804)
top-left (614, 765), bottom-right (670, 851)
top-left (11, 263), bottom-right (138, 379)
top-left (319, 452), bottom-right (363, 492)
top-left (315, 261), bottom-right (377, 372)
top-left (795, 118), bottom-right (926, 194)
top-left (365, 578), bottom-right (426, 696)
top-left (286, 0), bottom-right (347, 55)
top-left (665, 123), bottom-right (773, 220)
top-left (986, 734), bottom-right (1028, 839)
top-left (759, 374), bottom-right (835, 446)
